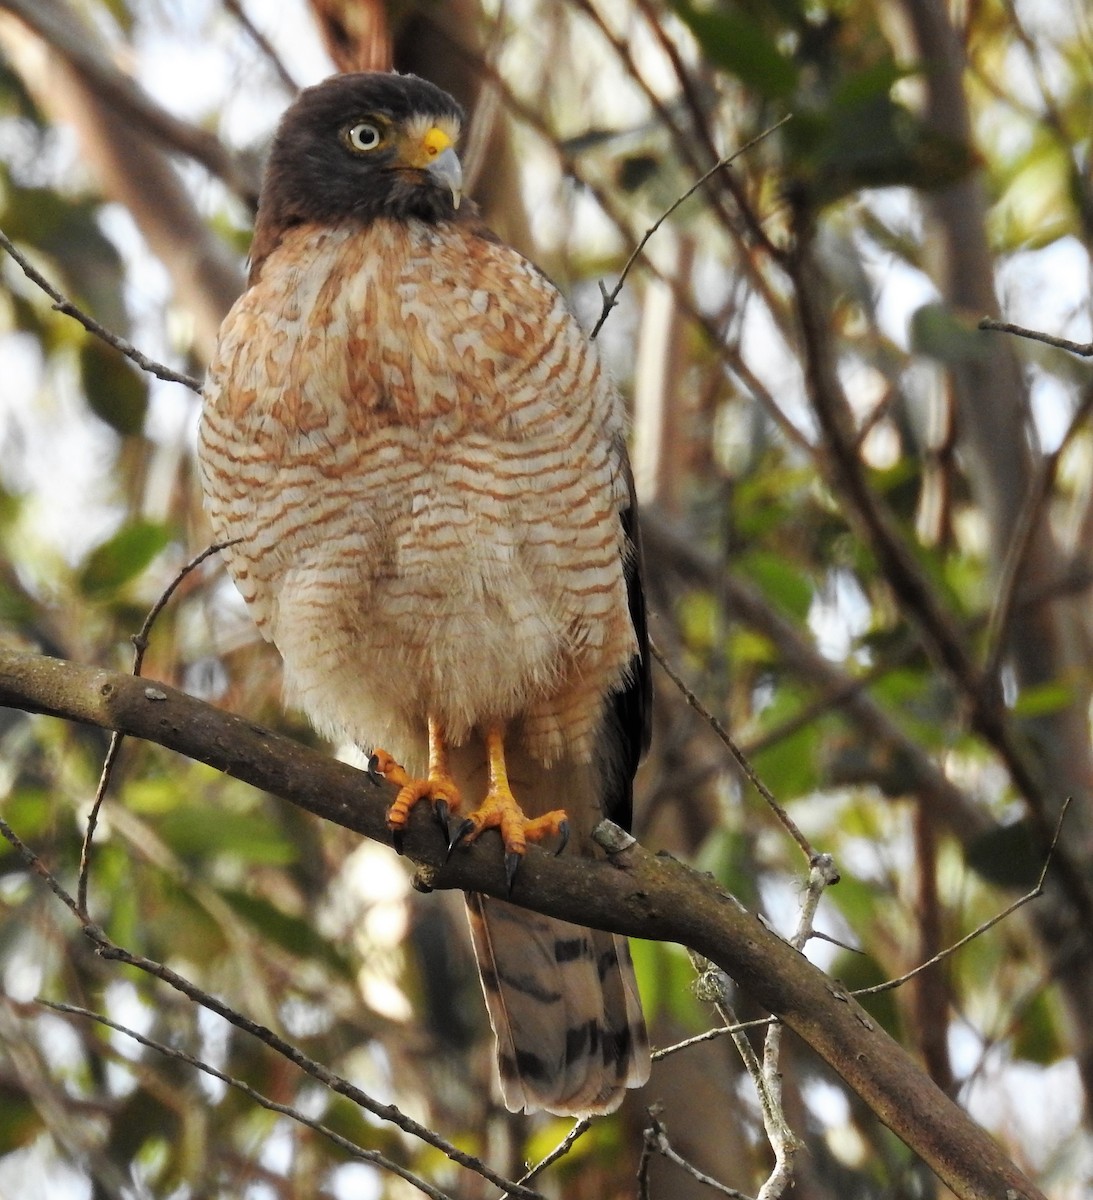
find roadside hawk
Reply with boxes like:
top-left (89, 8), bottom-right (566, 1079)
top-left (199, 71), bottom-right (651, 1116)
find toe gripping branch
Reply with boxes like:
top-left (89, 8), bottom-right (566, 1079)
top-left (370, 721), bottom-right (569, 892)
top-left (447, 725), bottom-right (569, 892)
top-left (369, 725), bottom-right (459, 855)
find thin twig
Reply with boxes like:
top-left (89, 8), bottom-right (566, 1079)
top-left (41, 1000), bottom-right (455, 1200)
top-left (86, 932), bottom-right (540, 1197)
top-left (640, 1106), bottom-right (755, 1198)
top-left (982, 379), bottom-right (1093, 681)
top-left (223, 0), bottom-right (299, 93)
top-left (77, 733), bottom-right (122, 918)
top-left (501, 1118), bottom-right (593, 1197)
top-left (691, 956), bottom-right (799, 1198)
top-left (979, 318), bottom-right (1093, 357)
top-left (77, 542), bottom-right (238, 915)
top-left (569, 0), bottom-right (772, 259)
top-left (637, 1111), bottom-right (656, 1200)
top-left (132, 540), bottom-right (239, 672)
top-left (2, 817), bottom-right (539, 1199)
top-left (755, 859), bottom-right (837, 1199)
top-left (630, 0), bottom-right (786, 261)
top-left (854, 798), bottom-right (1070, 999)
top-left (0, 815), bottom-right (83, 920)
top-left (0, 228), bottom-right (201, 392)
top-left (652, 1015), bottom-right (775, 1061)
top-left (650, 638), bottom-right (817, 863)
top-left (590, 116), bottom-right (791, 340)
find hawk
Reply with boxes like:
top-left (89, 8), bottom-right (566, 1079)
top-left (199, 71), bottom-right (651, 1116)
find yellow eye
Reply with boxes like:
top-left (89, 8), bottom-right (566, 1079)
top-left (346, 122), bottom-right (383, 152)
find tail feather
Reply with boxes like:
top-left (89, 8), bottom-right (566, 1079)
top-left (466, 893), bottom-right (650, 1116)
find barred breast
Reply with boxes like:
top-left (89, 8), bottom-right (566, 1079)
top-left (198, 218), bottom-right (636, 771)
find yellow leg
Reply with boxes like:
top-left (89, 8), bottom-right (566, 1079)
top-left (451, 724), bottom-right (569, 888)
top-left (371, 718), bottom-right (461, 853)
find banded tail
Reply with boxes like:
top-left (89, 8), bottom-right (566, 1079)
top-left (466, 893), bottom-right (649, 1116)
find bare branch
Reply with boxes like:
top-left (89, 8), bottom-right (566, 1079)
top-left (223, 0), bottom-right (300, 93)
top-left (0, 788), bottom-right (540, 1198)
top-left (78, 542), bottom-right (238, 913)
top-left (692, 957), bottom-right (802, 1198)
top-left (0, 228), bottom-right (201, 392)
top-left (756, 857), bottom-right (838, 1198)
top-left (503, 1118), bottom-right (594, 1197)
top-left (650, 638), bottom-right (819, 863)
top-left (640, 1106), bottom-right (755, 1199)
top-left (0, 648), bottom-right (1052, 1200)
top-left (41, 1001), bottom-right (457, 1200)
top-left (983, 379), bottom-right (1093, 680)
top-left (854, 798), bottom-right (1069, 999)
top-left (652, 1016), bottom-right (775, 1061)
top-left (0, 812), bottom-right (83, 921)
top-left (979, 318), bottom-right (1093, 357)
top-left (589, 116), bottom-right (791, 340)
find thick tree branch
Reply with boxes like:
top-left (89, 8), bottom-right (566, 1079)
top-left (0, 647), bottom-right (1047, 1200)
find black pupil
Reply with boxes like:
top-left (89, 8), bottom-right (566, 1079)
top-left (355, 125), bottom-right (377, 147)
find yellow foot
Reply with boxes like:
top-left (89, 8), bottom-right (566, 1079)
top-left (449, 724), bottom-right (569, 891)
top-left (368, 747), bottom-right (461, 854)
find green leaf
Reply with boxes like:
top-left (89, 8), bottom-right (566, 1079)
top-left (750, 688), bottom-right (821, 799)
top-left (1011, 679), bottom-right (1075, 718)
top-left (966, 820), bottom-right (1042, 889)
top-left (124, 776), bottom-right (186, 815)
top-left (910, 303), bottom-right (995, 365)
top-left (831, 60), bottom-right (910, 110)
top-left (788, 91), bottom-right (976, 206)
top-left (630, 938), bottom-right (707, 1029)
top-left (1012, 988), bottom-right (1063, 1064)
top-left (672, 3), bottom-right (798, 99)
top-left (0, 1082), bottom-right (38, 1152)
top-left (79, 338), bottom-right (148, 435)
top-left (157, 808), bottom-right (298, 866)
top-left (219, 888), bottom-right (348, 972)
top-left (988, 132), bottom-right (1075, 251)
top-left (737, 549), bottom-right (813, 621)
top-left (78, 520), bottom-right (171, 598)
top-left (0, 787), bottom-right (54, 841)
top-left (2, 188), bottom-right (129, 333)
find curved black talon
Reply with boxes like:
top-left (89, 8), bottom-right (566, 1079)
top-left (390, 827), bottom-right (405, 855)
top-left (434, 799), bottom-right (450, 829)
top-left (504, 850), bottom-right (522, 894)
top-left (554, 819), bottom-right (570, 857)
top-left (447, 817), bottom-right (475, 859)
top-left (367, 754), bottom-right (384, 786)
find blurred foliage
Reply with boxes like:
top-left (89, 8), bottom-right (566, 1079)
top-left (0, 0), bottom-right (1091, 1198)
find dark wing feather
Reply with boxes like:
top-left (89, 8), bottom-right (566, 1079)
top-left (599, 451), bottom-right (651, 831)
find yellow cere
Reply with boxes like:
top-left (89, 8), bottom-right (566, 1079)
top-left (421, 126), bottom-right (453, 159)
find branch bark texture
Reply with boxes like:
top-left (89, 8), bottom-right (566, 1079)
top-left (0, 648), bottom-right (1047, 1200)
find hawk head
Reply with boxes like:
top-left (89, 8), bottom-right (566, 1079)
top-left (250, 72), bottom-right (465, 274)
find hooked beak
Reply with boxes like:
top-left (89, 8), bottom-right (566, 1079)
top-left (426, 145), bottom-right (463, 210)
